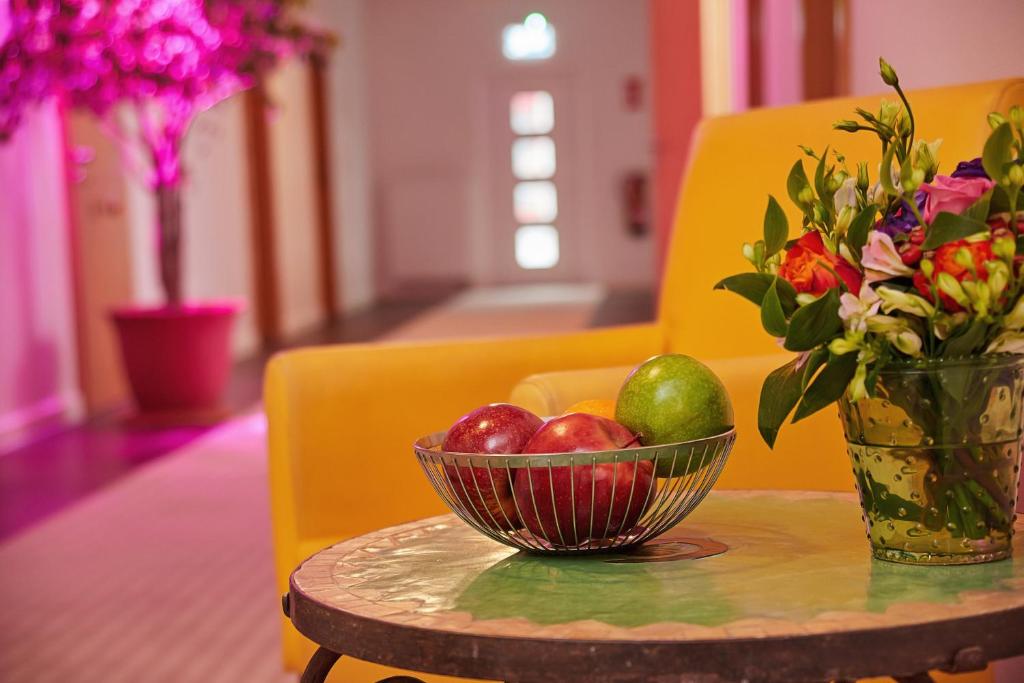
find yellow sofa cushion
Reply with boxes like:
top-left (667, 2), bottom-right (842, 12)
top-left (508, 354), bottom-right (851, 492)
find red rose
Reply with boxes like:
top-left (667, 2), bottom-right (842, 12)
top-left (913, 238), bottom-right (994, 312)
top-left (778, 231), bottom-right (863, 296)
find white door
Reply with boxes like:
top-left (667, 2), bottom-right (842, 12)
top-left (487, 77), bottom-right (577, 283)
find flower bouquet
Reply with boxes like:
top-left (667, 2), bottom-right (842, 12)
top-left (716, 59), bottom-right (1024, 565)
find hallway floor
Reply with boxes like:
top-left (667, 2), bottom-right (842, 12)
top-left (0, 285), bottom-right (654, 542)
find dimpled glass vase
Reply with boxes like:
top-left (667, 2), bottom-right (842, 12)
top-left (838, 354), bottom-right (1024, 565)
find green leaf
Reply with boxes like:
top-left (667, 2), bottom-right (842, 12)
top-left (784, 288), bottom-right (842, 351)
top-left (982, 122), bottom-right (1013, 182)
top-left (879, 142), bottom-right (898, 196)
top-left (792, 353), bottom-right (859, 422)
top-left (787, 160), bottom-right (811, 207)
top-left (776, 277), bottom-right (798, 315)
top-left (921, 212), bottom-right (990, 250)
top-left (991, 184), bottom-right (1012, 214)
top-left (965, 189), bottom-right (993, 223)
top-left (941, 318), bottom-right (988, 358)
top-left (801, 347), bottom-right (829, 390)
top-left (763, 196), bottom-right (789, 256)
top-left (846, 205), bottom-right (878, 260)
top-left (761, 278), bottom-right (789, 337)
top-left (757, 358), bottom-right (804, 448)
top-left (713, 273), bottom-right (774, 306)
top-left (814, 147), bottom-right (830, 202)
top-left (714, 272), bottom-right (797, 313)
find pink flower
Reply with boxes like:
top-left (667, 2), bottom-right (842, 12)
top-left (862, 231), bottom-right (914, 283)
top-left (919, 175), bottom-right (994, 223)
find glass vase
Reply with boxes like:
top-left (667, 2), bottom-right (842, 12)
top-left (838, 354), bottom-right (1024, 565)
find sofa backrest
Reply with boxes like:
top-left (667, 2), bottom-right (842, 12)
top-left (658, 79), bottom-right (1024, 359)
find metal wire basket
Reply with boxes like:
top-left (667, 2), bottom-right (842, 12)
top-left (414, 428), bottom-right (735, 554)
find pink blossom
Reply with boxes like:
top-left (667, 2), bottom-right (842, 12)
top-left (920, 175), bottom-right (994, 223)
top-left (862, 231), bottom-right (914, 283)
top-left (0, 1), bottom-right (328, 186)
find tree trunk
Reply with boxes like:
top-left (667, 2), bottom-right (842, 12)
top-left (156, 181), bottom-right (183, 306)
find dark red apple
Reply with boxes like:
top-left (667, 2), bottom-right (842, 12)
top-left (442, 404), bottom-right (543, 529)
top-left (514, 413), bottom-right (653, 547)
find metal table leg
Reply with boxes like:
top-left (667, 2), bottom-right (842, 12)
top-left (300, 647), bottom-right (341, 683)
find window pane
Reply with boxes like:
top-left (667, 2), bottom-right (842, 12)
top-left (515, 225), bottom-right (560, 269)
top-left (510, 91), bottom-right (554, 135)
top-left (514, 181), bottom-right (557, 223)
top-left (511, 136), bottom-right (556, 180)
top-left (502, 13), bottom-right (556, 61)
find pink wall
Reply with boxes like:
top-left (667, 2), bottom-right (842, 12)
top-left (366, 0), bottom-right (654, 291)
top-left (849, 0), bottom-right (1024, 95)
top-left (0, 104), bottom-right (82, 449)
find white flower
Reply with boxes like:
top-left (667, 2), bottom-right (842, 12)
top-left (866, 314), bottom-right (924, 357)
top-left (987, 331), bottom-right (1024, 354)
top-left (876, 286), bottom-right (935, 318)
top-left (862, 232), bottom-right (914, 283)
top-left (839, 285), bottom-right (881, 334)
top-left (1004, 297), bottom-right (1024, 330)
top-left (833, 177), bottom-right (858, 213)
top-left (868, 182), bottom-right (888, 205)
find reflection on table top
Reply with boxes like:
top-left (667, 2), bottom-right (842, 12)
top-left (292, 490), bottom-right (1024, 642)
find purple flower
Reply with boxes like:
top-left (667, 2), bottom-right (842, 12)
top-left (877, 191), bottom-right (926, 237)
top-left (951, 158), bottom-right (989, 179)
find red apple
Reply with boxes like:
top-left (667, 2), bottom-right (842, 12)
top-left (442, 404), bottom-right (543, 530)
top-left (514, 413), bottom-right (653, 547)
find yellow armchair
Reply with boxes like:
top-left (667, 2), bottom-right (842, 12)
top-left (266, 79), bottom-right (1024, 680)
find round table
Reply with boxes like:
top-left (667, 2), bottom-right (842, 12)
top-left (285, 490), bottom-right (1024, 683)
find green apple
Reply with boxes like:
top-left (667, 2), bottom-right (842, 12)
top-left (615, 354), bottom-right (733, 477)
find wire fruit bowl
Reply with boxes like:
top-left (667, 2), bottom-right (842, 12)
top-left (414, 428), bottom-right (735, 554)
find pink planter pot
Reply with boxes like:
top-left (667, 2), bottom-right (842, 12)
top-left (111, 302), bottom-right (240, 421)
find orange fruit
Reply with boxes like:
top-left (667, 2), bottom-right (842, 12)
top-left (562, 399), bottom-right (617, 421)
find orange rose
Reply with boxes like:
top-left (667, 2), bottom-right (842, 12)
top-left (779, 231), bottom-right (863, 296)
top-left (913, 238), bottom-right (993, 312)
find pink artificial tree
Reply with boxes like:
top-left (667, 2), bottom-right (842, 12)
top-left (0, 0), bottom-right (328, 305)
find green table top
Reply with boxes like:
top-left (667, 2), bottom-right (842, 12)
top-left (292, 490), bottom-right (1024, 642)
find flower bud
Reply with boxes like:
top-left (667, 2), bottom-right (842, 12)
top-left (962, 280), bottom-right (991, 317)
top-left (986, 261), bottom-right (1010, 298)
top-left (879, 100), bottom-right (900, 127)
top-left (953, 247), bottom-right (976, 272)
top-left (812, 203), bottom-right (826, 223)
top-left (742, 242), bottom-right (755, 263)
top-left (835, 206), bottom-right (854, 236)
top-left (988, 112), bottom-right (1007, 130)
top-left (894, 330), bottom-right (923, 357)
top-left (857, 162), bottom-right (870, 192)
top-left (904, 169), bottom-right (925, 192)
top-left (1009, 105), bottom-right (1023, 126)
top-left (897, 115), bottom-right (911, 137)
top-left (865, 314), bottom-right (903, 334)
top-left (1009, 164), bottom-right (1024, 187)
top-left (797, 187), bottom-right (814, 205)
top-left (834, 119), bottom-right (860, 133)
top-left (879, 58), bottom-right (898, 86)
top-left (829, 336), bottom-right (861, 356)
top-left (920, 258), bottom-right (935, 279)
top-left (992, 235), bottom-right (1016, 261)
top-left (937, 272), bottom-right (971, 308)
top-left (848, 362), bottom-right (869, 402)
